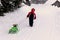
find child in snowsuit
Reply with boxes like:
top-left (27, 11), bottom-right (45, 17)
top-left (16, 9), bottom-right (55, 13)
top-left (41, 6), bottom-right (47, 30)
top-left (9, 24), bottom-right (18, 34)
top-left (27, 8), bottom-right (36, 27)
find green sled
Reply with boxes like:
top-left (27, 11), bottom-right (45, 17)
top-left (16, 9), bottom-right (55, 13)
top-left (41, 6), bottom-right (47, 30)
top-left (9, 27), bottom-right (18, 34)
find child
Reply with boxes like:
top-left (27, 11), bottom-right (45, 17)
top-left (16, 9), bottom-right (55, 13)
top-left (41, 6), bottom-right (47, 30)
top-left (27, 8), bottom-right (36, 27)
top-left (9, 24), bottom-right (18, 34)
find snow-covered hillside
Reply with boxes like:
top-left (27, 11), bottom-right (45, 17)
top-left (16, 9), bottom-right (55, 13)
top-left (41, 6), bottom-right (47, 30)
top-left (0, 0), bottom-right (60, 40)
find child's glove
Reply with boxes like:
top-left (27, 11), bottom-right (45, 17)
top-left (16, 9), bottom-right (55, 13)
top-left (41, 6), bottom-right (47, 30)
top-left (34, 17), bottom-right (36, 19)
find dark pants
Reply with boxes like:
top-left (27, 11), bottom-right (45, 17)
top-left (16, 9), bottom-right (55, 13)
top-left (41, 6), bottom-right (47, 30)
top-left (29, 14), bottom-right (34, 27)
top-left (29, 18), bottom-right (33, 27)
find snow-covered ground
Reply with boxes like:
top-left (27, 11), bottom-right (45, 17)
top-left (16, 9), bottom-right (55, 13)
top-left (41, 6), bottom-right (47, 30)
top-left (0, 0), bottom-right (60, 40)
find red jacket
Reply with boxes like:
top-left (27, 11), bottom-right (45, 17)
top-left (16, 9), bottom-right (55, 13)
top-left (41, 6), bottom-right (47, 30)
top-left (27, 8), bottom-right (36, 19)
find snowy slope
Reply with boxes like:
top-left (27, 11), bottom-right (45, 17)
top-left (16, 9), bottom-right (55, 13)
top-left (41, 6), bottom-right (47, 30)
top-left (0, 0), bottom-right (60, 40)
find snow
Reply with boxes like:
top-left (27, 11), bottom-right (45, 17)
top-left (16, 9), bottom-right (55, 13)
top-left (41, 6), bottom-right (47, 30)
top-left (0, 0), bottom-right (60, 40)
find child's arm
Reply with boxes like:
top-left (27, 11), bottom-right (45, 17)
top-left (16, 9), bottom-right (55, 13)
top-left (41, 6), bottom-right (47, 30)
top-left (34, 13), bottom-right (36, 19)
top-left (27, 12), bottom-right (31, 17)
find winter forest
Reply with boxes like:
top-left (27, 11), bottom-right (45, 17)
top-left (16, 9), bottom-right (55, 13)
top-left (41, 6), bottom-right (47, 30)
top-left (0, 0), bottom-right (60, 40)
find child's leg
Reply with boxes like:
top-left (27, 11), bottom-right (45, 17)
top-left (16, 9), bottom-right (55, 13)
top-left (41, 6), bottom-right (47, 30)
top-left (29, 19), bottom-right (33, 27)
